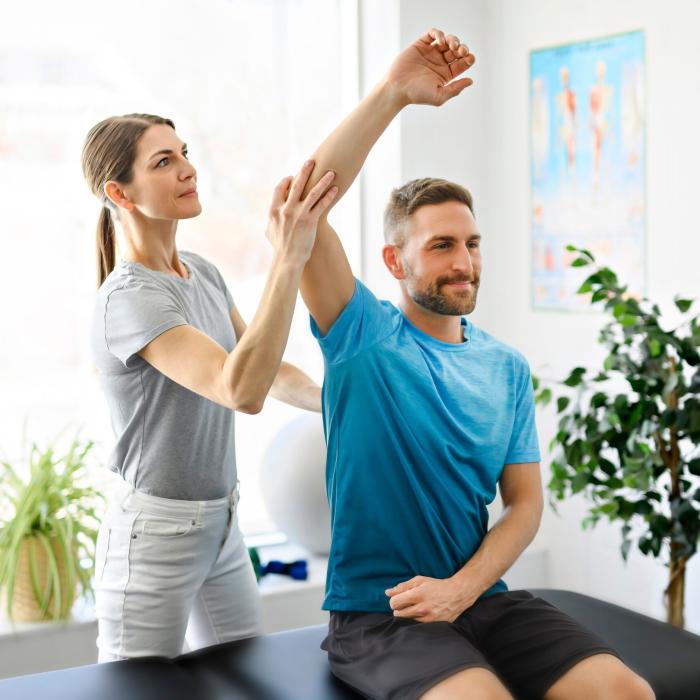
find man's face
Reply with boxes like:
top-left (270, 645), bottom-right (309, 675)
top-left (397, 201), bottom-right (482, 316)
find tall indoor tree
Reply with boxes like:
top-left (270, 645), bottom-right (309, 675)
top-left (535, 246), bottom-right (700, 628)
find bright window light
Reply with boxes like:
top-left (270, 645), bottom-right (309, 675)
top-left (0, 0), bottom-right (360, 535)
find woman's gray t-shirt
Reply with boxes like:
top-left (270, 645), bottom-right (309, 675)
top-left (91, 251), bottom-right (237, 501)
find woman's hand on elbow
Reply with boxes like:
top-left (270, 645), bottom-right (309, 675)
top-left (266, 159), bottom-right (338, 266)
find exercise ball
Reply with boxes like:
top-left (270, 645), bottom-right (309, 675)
top-left (259, 412), bottom-right (330, 555)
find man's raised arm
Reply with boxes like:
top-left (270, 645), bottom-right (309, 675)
top-left (300, 28), bottom-right (476, 335)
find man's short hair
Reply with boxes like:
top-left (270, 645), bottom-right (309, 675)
top-left (383, 178), bottom-right (475, 246)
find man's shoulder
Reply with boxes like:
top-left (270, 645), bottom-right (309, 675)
top-left (352, 278), bottom-right (403, 324)
top-left (470, 323), bottom-right (530, 369)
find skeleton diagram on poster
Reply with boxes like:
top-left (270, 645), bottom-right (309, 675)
top-left (530, 31), bottom-right (645, 310)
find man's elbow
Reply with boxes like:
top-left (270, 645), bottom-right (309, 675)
top-left (508, 497), bottom-right (543, 538)
top-left (531, 496), bottom-right (544, 535)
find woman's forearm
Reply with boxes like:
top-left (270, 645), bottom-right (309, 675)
top-left (222, 161), bottom-right (338, 413)
top-left (222, 256), bottom-right (304, 412)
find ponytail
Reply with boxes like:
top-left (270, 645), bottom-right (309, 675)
top-left (96, 206), bottom-right (116, 288)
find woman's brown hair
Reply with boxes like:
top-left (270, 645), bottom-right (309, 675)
top-left (80, 113), bottom-right (175, 287)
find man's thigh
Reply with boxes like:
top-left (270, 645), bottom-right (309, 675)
top-left (465, 590), bottom-right (623, 700)
top-left (544, 653), bottom-right (655, 700)
top-left (322, 611), bottom-right (496, 700)
top-left (421, 667), bottom-right (513, 700)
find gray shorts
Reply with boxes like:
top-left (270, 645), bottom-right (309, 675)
top-left (322, 590), bottom-right (622, 700)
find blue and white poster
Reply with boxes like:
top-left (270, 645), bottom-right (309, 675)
top-left (530, 31), bottom-right (645, 310)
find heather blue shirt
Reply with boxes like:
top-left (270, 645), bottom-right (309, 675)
top-left (311, 280), bottom-right (541, 613)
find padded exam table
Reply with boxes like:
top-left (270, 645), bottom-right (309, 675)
top-left (1, 589), bottom-right (698, 699)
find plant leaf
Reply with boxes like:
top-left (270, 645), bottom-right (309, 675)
top-left (674, 297), bottom-right (694, 313)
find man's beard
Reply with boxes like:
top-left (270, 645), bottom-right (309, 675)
top-left (406, 270), bottom-right (480, 316)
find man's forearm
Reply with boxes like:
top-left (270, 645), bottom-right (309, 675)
top-left (452, 502), bottom-right (542, 607)
top-left (302, 29), bottom-right (475, 208)
top-left (303, 79), bottom-right (407, 207)
top-left (269, 361), bottom-right (321, 412)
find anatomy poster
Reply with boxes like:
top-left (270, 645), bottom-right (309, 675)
top-left (530, 31), bottom-right (645, 310)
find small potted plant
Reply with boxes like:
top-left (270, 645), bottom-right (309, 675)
top-left (0, 436), bottom-right (104, 622)
top-left (534, 246), bottom-right (700, 628)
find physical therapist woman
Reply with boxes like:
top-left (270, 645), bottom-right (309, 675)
top-left (82, 113), bottom-right (337, 661)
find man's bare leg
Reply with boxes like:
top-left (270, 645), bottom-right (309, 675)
top-left (420, 667), bottom-right (513, 700)
top-left (544, 653), bottom-right (655, 700)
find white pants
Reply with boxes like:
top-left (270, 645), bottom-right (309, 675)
top-left (94, 482), bottom-right (262, 661)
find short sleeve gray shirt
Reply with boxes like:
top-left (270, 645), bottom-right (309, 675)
top-left (91, 251), bottom-right (237, 500)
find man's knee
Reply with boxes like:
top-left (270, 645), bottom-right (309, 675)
top-left (584, 666), bottom-right (655, 700)
top-left (608, 670), bottom-right (655, 700)
top-left (546, 654), bottom-right (655, 700)
top-left (420, 666), bottom-right (513, 700)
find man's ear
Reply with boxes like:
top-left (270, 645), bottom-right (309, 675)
top-left (104, 181), bottom-right (135, 212)
top-left (382, 244), bottom-right (406, 280)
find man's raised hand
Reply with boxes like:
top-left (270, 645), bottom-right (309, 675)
top-left (386, 28), bottom-right (476, 107)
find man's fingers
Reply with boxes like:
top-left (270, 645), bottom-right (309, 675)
top-left (287, 159), bottom-right (316, 203)
top-left (442, 49), bottom-right (458, 63)
top-left (392, 604), bottom-right (424, 619)
top-left (445, 34), bottom-right (461, 52)
top-left (389, 588), bottom-right (421, 611)
top-left (440, 77), bottom-right (473, 102)
top-left (385, 576), bottom-right (422, 597)
top-left (457, 43), bottom-right (471, 59)
top-left (419, 27), bottom-right (446, 48)
top-left (445, 45), bottom-right (474, 66)
top-left (304, 170), bottom-right (336, 210)
top-left (449, 55), bottom-right (475, 79)
top-left (385, 578), bottom-right (411, 595)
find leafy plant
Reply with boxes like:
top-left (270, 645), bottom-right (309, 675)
top-left (0, 436), bottom-right (104, 621)
top-left (534, 246), bottom-right (700, 628)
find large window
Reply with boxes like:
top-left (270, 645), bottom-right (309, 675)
top-left (0, 0), bottom-right (360, 535)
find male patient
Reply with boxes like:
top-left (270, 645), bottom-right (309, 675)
top-left (299, 28), bottom-right (655, 700)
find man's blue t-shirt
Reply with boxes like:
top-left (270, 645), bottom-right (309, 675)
top-left (311, 280), bottom-right (541, 613)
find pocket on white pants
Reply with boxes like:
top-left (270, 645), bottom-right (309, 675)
top-left (136, 512), bottom-right (195, 539)
top-left (96, 510), bottom-right (139, 592)
top-left (94, 524), bottom-right (110, 584)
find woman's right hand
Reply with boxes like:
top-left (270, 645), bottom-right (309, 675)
top-left (266, 160), bottom-right (338, 266)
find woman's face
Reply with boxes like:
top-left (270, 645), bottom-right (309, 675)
top-left (117, 123), bottom-right (201, 221)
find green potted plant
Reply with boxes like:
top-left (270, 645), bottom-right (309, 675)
top-left (534, 246), bottom-right (700, 628)
top-left (0, 436), bottom-right (104, 622)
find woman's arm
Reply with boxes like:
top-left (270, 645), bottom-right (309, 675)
top-left (229, 305), bottom-right (321, 412)
top-left (138, 161), bottom-right (337, 413)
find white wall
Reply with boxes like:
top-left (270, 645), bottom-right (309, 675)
top-left (480, 0), bottom-right (700, 635)
top-left (362, 0), bottom-right (700, 633)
